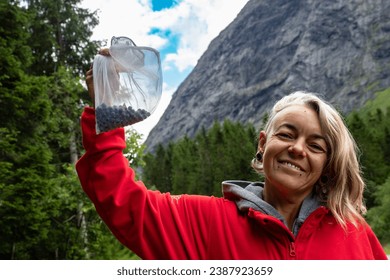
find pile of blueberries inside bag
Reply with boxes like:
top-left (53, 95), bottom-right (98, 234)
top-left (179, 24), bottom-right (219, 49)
top-left (93, 36), bottom-right (162, 134)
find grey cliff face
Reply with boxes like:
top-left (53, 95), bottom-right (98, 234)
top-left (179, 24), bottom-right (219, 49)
top-left (145, 0), bottom-right (390, 152)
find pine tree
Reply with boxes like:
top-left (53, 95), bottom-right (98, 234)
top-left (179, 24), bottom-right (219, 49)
top-left (143, 143), bottom-right (173, 193)
top-left (0, 1), bottom-right (55, 258)
top-left (24, 0), bottom-right (99, 76)
top-left (171, 136), bottom-right (200, 194)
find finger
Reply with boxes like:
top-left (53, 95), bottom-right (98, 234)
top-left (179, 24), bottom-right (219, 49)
top-left (98, 48), bottom-right (110, 56)
top-left (86, 74), bottom-right (93, 83)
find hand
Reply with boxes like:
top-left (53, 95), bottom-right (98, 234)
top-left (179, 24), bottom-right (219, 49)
top-left (85, 68), bottom-right (94, 107)
top-left (98, 48), bottom-right (110, 56)
top-left (85, 48), bottom-right (110, 107)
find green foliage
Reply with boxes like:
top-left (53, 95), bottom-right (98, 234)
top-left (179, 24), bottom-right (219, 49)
top-left (46, 66), bottom-right (85, 166)
top-left (24, 0), bottom-right (100, 76)
top-left (346, 89), bottom-right (390, 207)
top-left (143, 143), bottom-right (173, 193)
top-left (355, 88), bottom-right (390, 117)
top-left (46, 164), bottom-right (136, 259)
top-left (143, 119), bottom-right (259, 196)
top-left (0, 1), bottom-right (31, 85)
top-left (0, 2), bottom-right (56, 258)
top-left (346, 88), bottom-right (390, 245)
top-left (366, 175), bottom-right (390, 244)
top-left (123, 128), bottom-right (147, 170)
top-left (0, 0), bottom-right (138, 259)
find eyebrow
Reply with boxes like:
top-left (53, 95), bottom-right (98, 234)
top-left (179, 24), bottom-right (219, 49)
top-left (276, 123), bottom-right (326, 141)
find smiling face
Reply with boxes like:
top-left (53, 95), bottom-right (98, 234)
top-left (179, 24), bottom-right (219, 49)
top-left (259, 104), bottom-right (328, 200)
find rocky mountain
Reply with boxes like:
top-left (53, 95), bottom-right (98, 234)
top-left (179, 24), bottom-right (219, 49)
top-left (145, 0), bottom-right (390, 152)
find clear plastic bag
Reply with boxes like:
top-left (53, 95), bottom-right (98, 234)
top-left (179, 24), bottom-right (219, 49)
top-left (93, 36), bottom-right (162, 133)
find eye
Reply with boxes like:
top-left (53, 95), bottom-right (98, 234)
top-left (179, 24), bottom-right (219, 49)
top-left (276, 133), bottom-right (293, 139)
top-left (309, 143), bottom-right (326, 153)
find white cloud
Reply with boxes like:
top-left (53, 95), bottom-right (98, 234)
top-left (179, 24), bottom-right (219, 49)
top-left (81, 0), bottom-right (160, 48)
top-left (82, 0), bottom-right (248, 70)
top-left (164, 48), bottom-right (199, 72)
top-left (150, 0), bottom-right (249, 71)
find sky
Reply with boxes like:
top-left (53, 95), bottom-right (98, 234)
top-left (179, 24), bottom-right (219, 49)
top-left (80, 0), bottom-right (249, 141)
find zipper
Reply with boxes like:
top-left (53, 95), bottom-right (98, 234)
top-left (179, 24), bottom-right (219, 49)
top-left (286, 207), bottom-right (328, 259)
top-left (289, 242), bottom-right (296, 258)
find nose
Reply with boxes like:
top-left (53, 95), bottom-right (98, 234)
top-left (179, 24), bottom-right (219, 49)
top-left (288, 138), bottom-right (307, 157)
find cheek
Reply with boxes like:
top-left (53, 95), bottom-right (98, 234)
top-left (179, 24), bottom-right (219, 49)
top-left (312, 154), bottom-right (328, 174)
top-left (262, 137), bottom-right (279, 154)
top-left (261, 143), bottom-right (280, 171)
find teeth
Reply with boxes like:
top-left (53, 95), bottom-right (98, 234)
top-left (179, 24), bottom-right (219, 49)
top-left (282, 162), bottom-right (302, 171)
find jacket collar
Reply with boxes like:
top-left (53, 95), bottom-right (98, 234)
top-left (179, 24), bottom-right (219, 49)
top-left (222, 180), bottom-right (322, 236)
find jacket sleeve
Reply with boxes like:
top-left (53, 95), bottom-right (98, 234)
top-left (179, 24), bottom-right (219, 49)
top-left (76, 107), bottom-right (214, 259)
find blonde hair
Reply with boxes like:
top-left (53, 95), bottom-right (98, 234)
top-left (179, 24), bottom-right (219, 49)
top-left (252, 91), bottom-right (366, 227)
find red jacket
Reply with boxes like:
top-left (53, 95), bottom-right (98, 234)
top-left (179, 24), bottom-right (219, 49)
top-left (76, 107), bottom-right (387, 260)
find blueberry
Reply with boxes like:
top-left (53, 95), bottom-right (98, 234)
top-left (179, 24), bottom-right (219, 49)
top-left (95, 103), bottom-right (151, 132)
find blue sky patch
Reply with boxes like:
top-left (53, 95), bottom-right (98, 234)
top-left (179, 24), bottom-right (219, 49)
top-left (151, 0), bottom-right (179, 11)
top-left (149, 28), bottom-right (180, 59)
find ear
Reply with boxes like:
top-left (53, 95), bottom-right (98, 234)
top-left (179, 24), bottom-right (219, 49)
top-left (258, 131), bottom-right (267, 152)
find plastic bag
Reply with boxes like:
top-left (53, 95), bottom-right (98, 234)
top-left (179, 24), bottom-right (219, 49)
top-left (93, 36), bottom-right (162, 133)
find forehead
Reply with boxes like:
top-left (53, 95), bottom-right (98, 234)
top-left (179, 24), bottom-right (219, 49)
top-left (272, 105), bottom-right (323, 134)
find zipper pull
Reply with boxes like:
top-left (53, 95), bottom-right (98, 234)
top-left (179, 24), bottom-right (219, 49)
top-left (289, 242), bottom-right (296, 257)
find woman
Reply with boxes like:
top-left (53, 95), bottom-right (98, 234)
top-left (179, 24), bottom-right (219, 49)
top-left (76, 54), bottom-right (387, 259)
